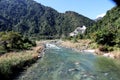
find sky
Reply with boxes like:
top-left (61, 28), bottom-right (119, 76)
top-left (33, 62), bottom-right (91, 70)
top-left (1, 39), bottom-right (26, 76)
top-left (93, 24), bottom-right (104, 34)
top-left (34, 0), bottom-right (116, 19)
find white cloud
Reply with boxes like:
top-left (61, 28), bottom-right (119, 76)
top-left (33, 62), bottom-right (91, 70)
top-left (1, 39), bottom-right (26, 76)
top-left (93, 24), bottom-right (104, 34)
top-left (96, 13), bottom-right (106, 18)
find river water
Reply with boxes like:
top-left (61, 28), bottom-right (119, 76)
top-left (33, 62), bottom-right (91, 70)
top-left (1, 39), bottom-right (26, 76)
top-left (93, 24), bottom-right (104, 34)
top-left (16, 44), bottom-right (120, 80)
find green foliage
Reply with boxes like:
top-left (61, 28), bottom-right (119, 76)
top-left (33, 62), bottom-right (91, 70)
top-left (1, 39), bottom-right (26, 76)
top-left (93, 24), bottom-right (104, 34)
top-left (89, 42), bottom-right (98, 49)
top-left (71, 36), bottom-right (78, 43)
top-left (114, 29), bottom-right (120, 47)
top-left (99, 45), bottom-right (113, 52)
top-left (86, 6), bottom-right (120, 48)
top-left (0, 31), bottom-right (23, 51)
top-left (0, 0), bottom-right (94, 39)
top-left (76, 33), bottom-right (84, 39)
top-left (86, 6), bottom-right (120, 34)
top-left (0, 46), bottom-right (7, 55)
top-left (0, 31), bottom-right (36, 54)
top-left (23, 43), bottom-right (32, 50)
top-left (93, 27), bottom-right (116, 46)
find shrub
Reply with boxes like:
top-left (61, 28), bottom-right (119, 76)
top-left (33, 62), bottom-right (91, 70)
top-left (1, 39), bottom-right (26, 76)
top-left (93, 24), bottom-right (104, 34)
top-left (77, 33), bottom-right (84, 39)
top-left (31, 40), bottom-right (36, 46)
top-left (94, 30), bottom-right (116, 46)
top-left (71, 36), bottom-right (78, 43)
top-left (0, 46), bottom-right (7, 55)
top-left (99, 45), bottom-right (108, 52)
top-left (0, 31), bottom-right (36, 53)
top-left (99, 45), bottom-right (113, 52)
top-left (89, 42), bottom-right (98, 49)
top-left (23, 43), bottom-right (32, 49)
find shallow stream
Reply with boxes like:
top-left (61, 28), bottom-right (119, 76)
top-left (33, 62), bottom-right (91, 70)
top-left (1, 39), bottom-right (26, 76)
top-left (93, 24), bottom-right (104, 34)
top-left (16, 44), bottom-right (120, 80)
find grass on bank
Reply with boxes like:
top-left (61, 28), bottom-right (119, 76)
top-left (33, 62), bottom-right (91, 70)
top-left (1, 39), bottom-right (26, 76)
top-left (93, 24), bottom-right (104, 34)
top-left (0, 49), bottom-right (39, 80)
top-left (61, 39), bottom-right (97, 50)
top-left (61, 38), bottom-right (120, 59)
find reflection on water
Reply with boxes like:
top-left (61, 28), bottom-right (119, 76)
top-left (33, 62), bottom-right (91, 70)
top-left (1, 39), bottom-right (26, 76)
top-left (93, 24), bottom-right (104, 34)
top-left (16, 44), bottom-right (120, 80)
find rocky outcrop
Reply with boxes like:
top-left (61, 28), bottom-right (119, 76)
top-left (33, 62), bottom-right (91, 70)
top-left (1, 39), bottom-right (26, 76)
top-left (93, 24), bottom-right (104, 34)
top-left (69, 25), bottom-right (86, 36)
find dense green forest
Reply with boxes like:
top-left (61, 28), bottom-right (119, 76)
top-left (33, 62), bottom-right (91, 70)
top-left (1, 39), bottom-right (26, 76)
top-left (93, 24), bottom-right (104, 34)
top-left (86, 6), bottom-right (120, 50)
top-left (0, 0), bottom-right (94, 39)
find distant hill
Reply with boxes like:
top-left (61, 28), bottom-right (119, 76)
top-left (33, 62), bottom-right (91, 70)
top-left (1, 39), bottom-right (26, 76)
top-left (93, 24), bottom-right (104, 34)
top-left (0, 0), bottom-right (94, 39)
top-left (94, 17), bottom-right (103, 22)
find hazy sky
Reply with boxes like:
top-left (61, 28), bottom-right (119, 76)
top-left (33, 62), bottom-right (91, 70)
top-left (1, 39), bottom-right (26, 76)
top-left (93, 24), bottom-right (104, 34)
top-left (34, 0), bottom-right (116, 19)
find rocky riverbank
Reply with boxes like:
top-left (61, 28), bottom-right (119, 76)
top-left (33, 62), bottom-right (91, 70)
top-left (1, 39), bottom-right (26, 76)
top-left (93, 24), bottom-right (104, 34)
top-left (60, 39), bottom-right (120, 59)
top-left (35, 40), bottom-right (120, 59)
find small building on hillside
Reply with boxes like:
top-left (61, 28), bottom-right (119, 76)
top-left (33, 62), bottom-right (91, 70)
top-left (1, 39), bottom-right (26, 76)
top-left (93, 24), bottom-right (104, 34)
top-left (69, 25), bottom-right (86, 37)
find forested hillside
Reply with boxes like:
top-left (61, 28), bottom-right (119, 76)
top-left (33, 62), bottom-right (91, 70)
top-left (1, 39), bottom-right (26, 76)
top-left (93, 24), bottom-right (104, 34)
top-left (0, 0), bottom-right (94, 39)
top-left (87, 6), bottom-right (120, 33)
top-left (86, 6), bottom-right (120, 49)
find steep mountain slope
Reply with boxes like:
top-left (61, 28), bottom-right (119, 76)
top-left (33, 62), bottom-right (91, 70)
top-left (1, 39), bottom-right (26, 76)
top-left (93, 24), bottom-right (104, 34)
top-left (86, 6), bottom-right (120, 34)
top-left (0, 15), bottom-right (12, 31)
top-left (0, 0), bottom-right (94, 38)
top-left (86, 6), bottom-right (120, 47)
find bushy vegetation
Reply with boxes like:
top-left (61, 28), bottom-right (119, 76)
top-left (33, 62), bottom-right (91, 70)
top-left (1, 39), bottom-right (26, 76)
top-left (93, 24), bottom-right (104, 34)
top-left (92, 26), bottom-right (118, 46)
top-left (0, 31), bottom-right (42, 80)
top-left (0, 31), bottom-right (36, 55)
top-left (0, 0), bottom-right (94, 39)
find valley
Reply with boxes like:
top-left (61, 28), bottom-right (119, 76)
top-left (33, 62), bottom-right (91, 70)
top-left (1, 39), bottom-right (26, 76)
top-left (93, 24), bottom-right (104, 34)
top-left (0, 0), bottom-right (120, 80)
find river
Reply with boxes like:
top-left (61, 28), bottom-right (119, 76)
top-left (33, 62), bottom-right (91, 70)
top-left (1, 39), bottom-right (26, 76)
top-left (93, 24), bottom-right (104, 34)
top-left (16, 43), bottom-right (120, 80)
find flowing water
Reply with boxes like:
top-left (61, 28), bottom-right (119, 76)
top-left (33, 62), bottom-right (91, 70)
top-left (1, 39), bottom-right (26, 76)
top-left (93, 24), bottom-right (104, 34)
top-left (16, 43), bottom-right (120, 80)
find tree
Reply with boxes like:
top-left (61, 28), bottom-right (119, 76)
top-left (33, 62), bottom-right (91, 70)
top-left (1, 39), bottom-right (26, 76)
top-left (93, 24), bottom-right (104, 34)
top-left (0, 31), bottom-right (36, 53)
top-left (93, 27), bottom-right (116, 46)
